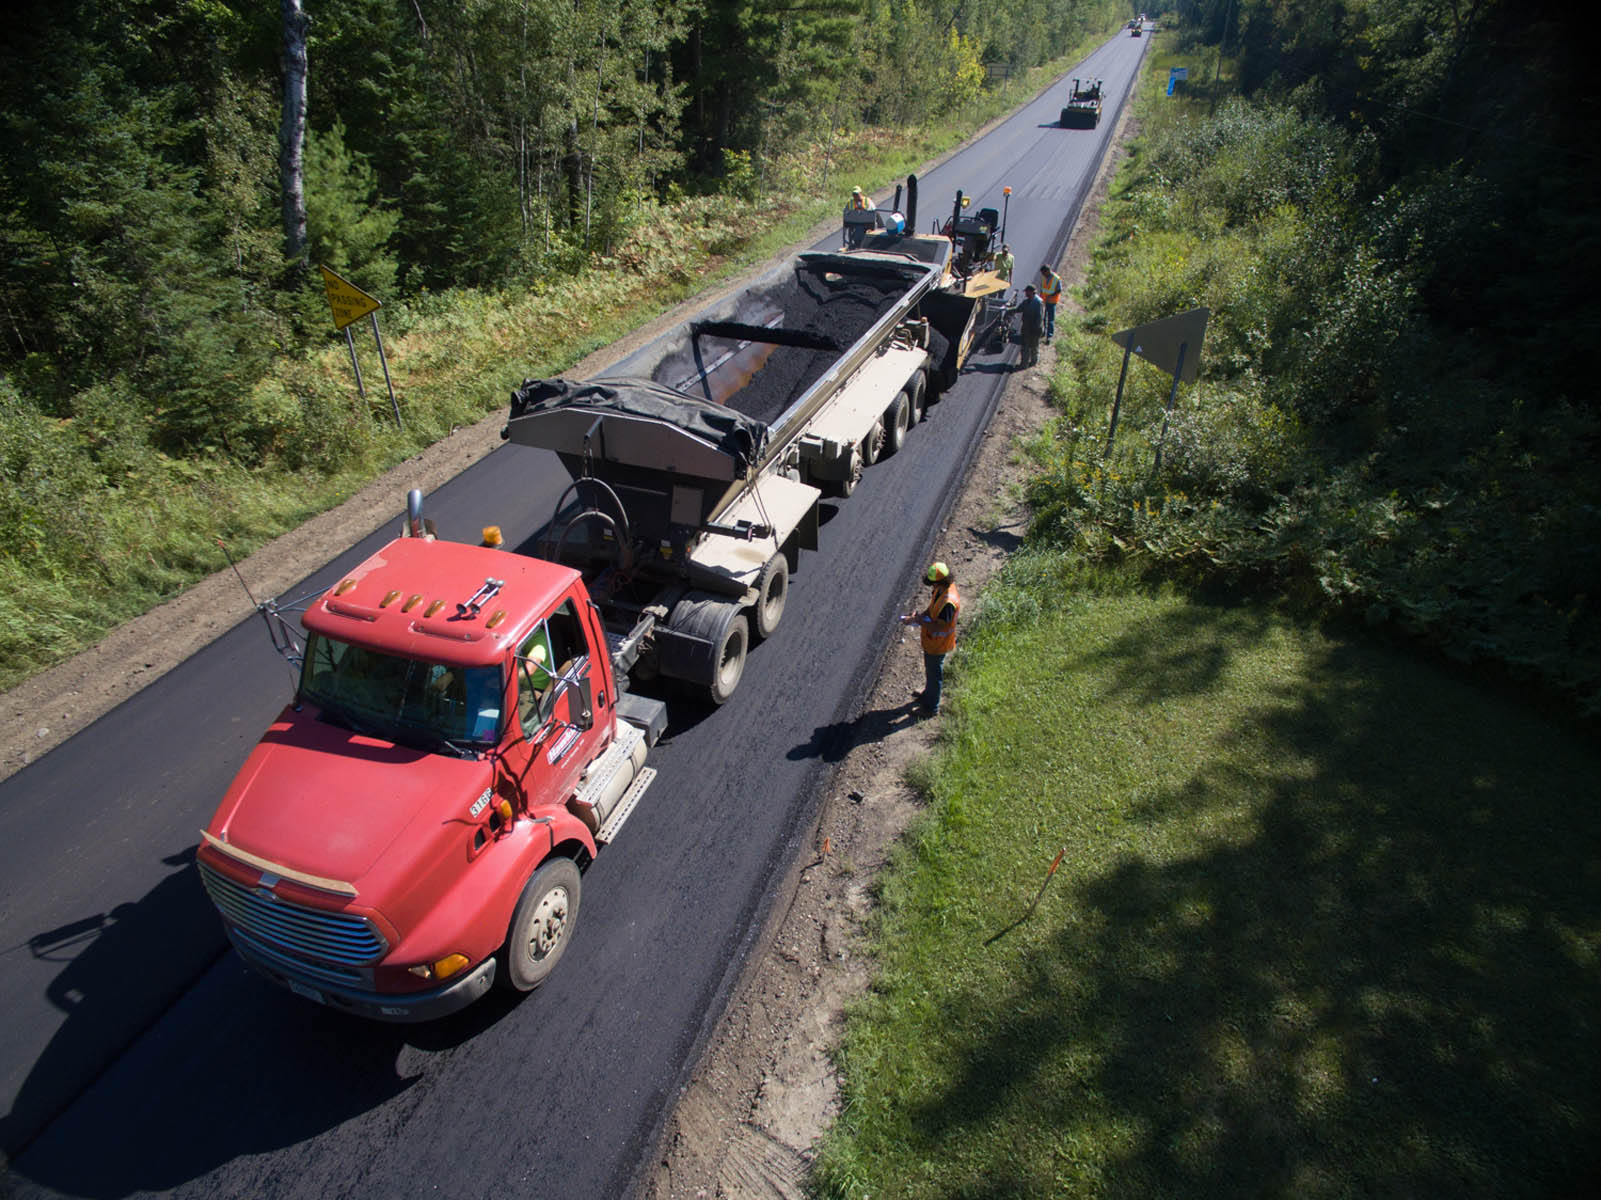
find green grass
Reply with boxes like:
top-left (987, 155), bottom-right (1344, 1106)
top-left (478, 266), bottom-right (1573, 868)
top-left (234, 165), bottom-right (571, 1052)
top-left (813, 561), bottom-right (1601, 1198)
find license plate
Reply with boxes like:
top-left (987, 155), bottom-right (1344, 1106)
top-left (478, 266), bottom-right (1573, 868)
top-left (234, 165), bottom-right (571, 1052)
top-left (288, 979), bottom-right (326, 1006)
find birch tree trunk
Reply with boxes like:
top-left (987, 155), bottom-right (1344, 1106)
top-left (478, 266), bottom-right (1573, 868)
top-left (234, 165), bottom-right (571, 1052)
top-left (280, 0), bottom-right (310, 267)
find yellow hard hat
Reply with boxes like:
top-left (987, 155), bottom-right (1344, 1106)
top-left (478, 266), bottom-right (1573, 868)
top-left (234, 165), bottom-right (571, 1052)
top-left (927, 561), bottom-right (950, 583)
top-left (851, 186), bottom-right (863, 194)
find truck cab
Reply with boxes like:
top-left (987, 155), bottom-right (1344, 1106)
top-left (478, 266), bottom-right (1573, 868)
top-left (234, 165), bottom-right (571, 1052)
top-left (197, 525), bottom-right (663, 1020)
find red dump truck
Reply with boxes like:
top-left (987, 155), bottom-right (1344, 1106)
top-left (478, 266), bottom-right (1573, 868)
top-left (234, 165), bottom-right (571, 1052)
top-left (196, 209), bottom-right (984, 1020)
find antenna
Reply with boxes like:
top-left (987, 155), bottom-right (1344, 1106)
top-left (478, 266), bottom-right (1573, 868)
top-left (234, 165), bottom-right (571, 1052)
top-left (217, 537), bottom-right (316, 675)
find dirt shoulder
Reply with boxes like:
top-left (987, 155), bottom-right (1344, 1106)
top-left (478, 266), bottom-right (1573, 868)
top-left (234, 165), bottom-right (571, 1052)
top-left (642, 122), bottom-right (1133, 1200)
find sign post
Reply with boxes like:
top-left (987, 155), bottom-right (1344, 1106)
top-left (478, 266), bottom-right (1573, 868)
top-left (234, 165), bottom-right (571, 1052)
top-left (369, 310), bottom-right (399, 430)
top-left (1106, 306), bottom-right (1209, 464)
top-left (318, 265), bottom-right (402, 429)
top-left (343, 327), bottom-right (366, 398)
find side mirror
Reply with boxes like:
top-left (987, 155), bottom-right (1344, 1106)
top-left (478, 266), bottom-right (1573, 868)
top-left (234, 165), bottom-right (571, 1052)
top-left (549, 670), bottom-right (594, 731)
top-left (575, 672), bottom-right (594, 729)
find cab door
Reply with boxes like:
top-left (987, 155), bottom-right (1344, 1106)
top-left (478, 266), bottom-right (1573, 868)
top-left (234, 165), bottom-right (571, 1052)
top-left (501, 593), bottom-right (607, 811)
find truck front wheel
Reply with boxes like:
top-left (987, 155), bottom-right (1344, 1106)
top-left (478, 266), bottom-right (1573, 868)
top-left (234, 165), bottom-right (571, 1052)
top-left (499, 858), bottom-right (582, 992)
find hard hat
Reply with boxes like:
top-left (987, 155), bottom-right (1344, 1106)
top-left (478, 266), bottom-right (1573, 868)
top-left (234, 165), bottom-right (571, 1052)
top-left (851, 186), bottom-right (863, 194)
top-left (481, 525), bottom-right (504, 547)
top-left (926, 561), bottom-right (950, 583)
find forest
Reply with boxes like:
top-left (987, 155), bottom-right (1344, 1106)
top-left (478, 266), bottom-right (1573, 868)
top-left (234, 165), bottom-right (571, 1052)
top-left (1031, 0), bottom-right (1600, 717)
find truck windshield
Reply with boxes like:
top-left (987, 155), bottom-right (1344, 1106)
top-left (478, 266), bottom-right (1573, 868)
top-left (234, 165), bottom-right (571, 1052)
top-left (299, 633), bottom-right (503, 749)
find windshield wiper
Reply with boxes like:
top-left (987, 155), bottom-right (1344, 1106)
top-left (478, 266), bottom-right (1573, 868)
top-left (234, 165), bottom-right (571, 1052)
top-left (426, 735), bottom-right (476, 759)
top-left (317, 702), bottom-right (391, 741)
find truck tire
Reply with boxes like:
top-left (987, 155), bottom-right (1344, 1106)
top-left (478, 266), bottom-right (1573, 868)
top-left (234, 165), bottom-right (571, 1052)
top-left (706, 612), bottom-right (749, 704)
top-left (753, 552), bottom-right (788, 639)
top-left (499, 857), bottom-right (582, 992)
top-left (882, 391), bottom-right (911, 456)
top-left (665, 594), bottom-right (750, 704)
top-left (861, 417), bottom-right (885, 465)
top-left (906, 370), bottom-right (927, 424)
top-left (826, 445), bottom-right (862, 498)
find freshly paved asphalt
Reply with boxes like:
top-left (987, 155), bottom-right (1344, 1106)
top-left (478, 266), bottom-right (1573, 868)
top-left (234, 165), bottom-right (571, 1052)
top-left (0, 30), bottom-right (1146, 1198)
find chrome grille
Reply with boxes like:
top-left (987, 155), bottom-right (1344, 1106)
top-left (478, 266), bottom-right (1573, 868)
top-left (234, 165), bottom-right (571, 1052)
top-left (230, 927), bottom-right (366, 987)
top-left (199, 862), bottom-right (385, 965)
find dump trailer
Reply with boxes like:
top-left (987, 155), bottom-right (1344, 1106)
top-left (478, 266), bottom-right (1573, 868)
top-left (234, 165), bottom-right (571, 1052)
top-left (1061, 78), bottom-right (1104, 128)
top-left (503, 234), bottom-right (982, 705)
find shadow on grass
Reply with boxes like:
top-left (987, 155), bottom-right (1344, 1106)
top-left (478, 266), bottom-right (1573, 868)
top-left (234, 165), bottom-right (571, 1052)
top-left (899, 613), bottom-right (1601, 1197)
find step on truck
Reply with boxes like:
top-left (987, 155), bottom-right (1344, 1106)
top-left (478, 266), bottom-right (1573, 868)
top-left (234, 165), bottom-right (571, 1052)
top-left (196, 214), bottom-right (983, 1020)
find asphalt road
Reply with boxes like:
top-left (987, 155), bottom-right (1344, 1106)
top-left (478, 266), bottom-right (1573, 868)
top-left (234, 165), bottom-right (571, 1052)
top-left (0, 30), bottom-right (1146, 1198)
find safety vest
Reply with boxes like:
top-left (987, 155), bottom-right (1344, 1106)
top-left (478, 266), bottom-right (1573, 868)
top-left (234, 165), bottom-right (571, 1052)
top-left (993, 253), bottom-right (1014, 281)
top-left (1040, 272), bottom-right (1062, 304)
top-left (520, 625), bottom-right (555, 692)
top-left (920, 584), bottom-right (961, 655)
top-left (851, 195), bottom-right (872, 211)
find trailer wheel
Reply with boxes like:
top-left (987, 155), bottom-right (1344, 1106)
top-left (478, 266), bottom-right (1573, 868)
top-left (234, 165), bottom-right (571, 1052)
top-left (753, 553), bottom-right (788, 639)
top-left (499, 858), bottom-right (582, 992)
top-left (861, 418), bottom-right (885, 466)
top-left (882, 391), bottom-right (911, 456)
top-left (706, 612), bottom-right (749, 704)
top-left (906, 370), bottom-right (927, 424)
top-left (827, 447), bottom-right (863, 498)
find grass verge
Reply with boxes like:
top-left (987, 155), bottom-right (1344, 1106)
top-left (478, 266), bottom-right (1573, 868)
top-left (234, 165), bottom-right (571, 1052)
top-left (812, 557), bottom-right (1601, 1198)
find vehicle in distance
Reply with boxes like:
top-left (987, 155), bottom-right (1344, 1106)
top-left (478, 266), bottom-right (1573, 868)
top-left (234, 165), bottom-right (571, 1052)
top-left (1061, 78), bottom-right (1104, 128)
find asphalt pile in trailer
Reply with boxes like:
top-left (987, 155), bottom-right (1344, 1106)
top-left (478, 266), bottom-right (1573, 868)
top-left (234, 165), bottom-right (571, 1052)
top-left (718, 263), bottom-right (910, 427)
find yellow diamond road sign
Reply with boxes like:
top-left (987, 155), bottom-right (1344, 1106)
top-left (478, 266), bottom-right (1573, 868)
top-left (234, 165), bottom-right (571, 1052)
top-left (319, 265), bottom-right (381, 330)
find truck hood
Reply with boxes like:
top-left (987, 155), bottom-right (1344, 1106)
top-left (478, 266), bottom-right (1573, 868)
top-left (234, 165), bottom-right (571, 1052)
top-left (207, 705), bottom-right (492, 892)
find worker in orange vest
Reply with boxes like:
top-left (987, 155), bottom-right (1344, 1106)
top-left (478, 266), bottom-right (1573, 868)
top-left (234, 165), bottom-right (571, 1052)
top-left (900, 561), bottom-right (961, 715)
top-left (1038, 264), bottom-right (1062, 342)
